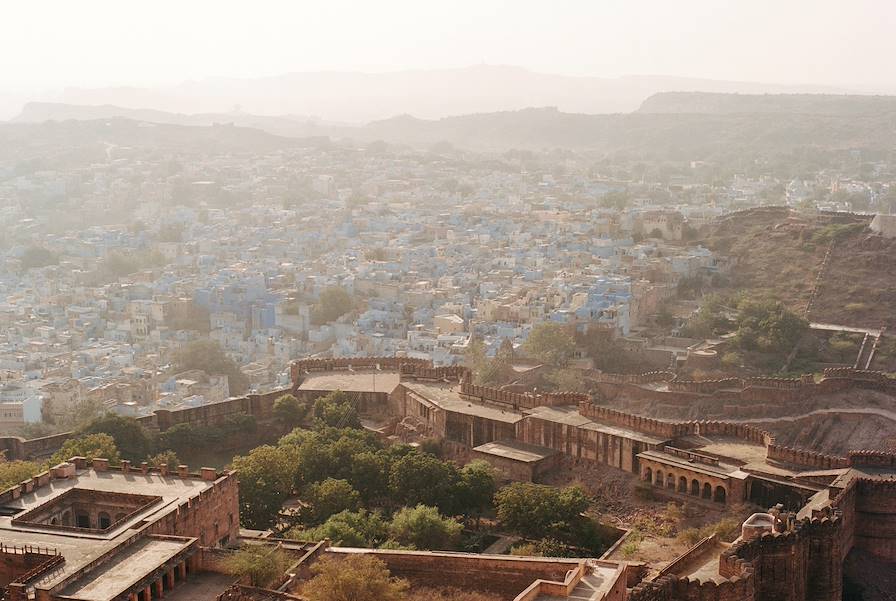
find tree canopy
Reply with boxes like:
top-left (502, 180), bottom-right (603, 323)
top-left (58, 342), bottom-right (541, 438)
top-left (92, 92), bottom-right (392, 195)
top-left (273, 394), bottom-right (308, 430)
top-left (77, 414), bottom-right (153, 462)
top-left (171, 338), bottom-right (249, 396)
top-left (231, 444), bottom-right (300, 529)
top-left (494, 483), bottom-right (590, 538)
top-left (523, 323), bottom-right (576, 367)
top-left (312, 390), bottom-right (361, 429)
top-left (310, 286), bottom-right (353, 325)
top-left (302, 555), bottom-right (408, 601)
top-left (49, 433), bottom-right (120, 466)
top-left (388, 504), bottom-right (462, 550)
top-left (222, 545), bottom-right (292, 588)
top-left (302, 478), bottom-right (361, 526)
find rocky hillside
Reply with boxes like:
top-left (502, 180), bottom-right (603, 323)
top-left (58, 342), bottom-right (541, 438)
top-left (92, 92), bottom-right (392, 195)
top-left (700, 207), bottom-right (896, 329)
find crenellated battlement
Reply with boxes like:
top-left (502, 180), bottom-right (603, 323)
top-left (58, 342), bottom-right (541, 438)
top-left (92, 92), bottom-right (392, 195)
top-left (0, 456), bottom-right (226, 508)
top-left (291, 356), bottom-right (431, 380)
top-left (766, 444), bottom-right (850, 470)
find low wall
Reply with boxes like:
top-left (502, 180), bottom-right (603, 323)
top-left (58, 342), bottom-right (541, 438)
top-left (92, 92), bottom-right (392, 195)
top-left (324, 548), bottom-right (582, 598)
top-left (290, 356), bottom-right (430, 381)
top-left (0, 388), bottom-right (291, 462)
top-left (593, 368), bottom-right (896, 406)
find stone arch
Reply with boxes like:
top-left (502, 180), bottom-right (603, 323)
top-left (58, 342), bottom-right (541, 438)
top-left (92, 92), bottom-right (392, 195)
top-left (50, 517), bottom-right (58, 525)
top-left (75, 511), bottom-right (90, 529)
top-left (643, 467), bottom-right (653, 482)
top-left (655, 469), bottom-right (664, 486)
top-left (678, 476), bottom-right (688, 493)
top-left (691, 479), bottom-right (700, 496)
top-left (98, 512), bottom-right (112, 529)
top-left (714, 486), bottom-right (727, 503)
top-left (666, 473), bottom-right (675, 489)
top-left (61, 510), bottom-right (72, 526)
top-left (702, 482), bottom-right (712, 499)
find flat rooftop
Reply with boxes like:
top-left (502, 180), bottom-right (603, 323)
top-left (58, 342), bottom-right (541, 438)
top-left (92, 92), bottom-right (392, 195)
top-left (638, 450), bottom-right (738, 479)
top-left (59, 535), bottom-right (193, 601)
top-left (298, 371), bottom-right (401, 394)
top-left (473, 440), bottom-right (559, 463)
top-left (526, 405), bottom-right (667, 446)
top-left (402, 381), bottom-right (524, 424)
top-left (0, 468), bottom-right (216, 592)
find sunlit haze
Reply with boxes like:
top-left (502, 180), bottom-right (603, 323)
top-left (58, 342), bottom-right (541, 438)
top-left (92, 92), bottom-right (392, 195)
top-left (3, 0), bottom-right (895, 88)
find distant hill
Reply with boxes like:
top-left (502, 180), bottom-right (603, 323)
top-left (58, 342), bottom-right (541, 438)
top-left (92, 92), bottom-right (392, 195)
top-left (638, 91), bottom-right (896, 115)
top-left (13, 102), bottom-right (331, 137)
top-left (34, 66), bottom-right (851, 123)
top-left (11, 101), bottom-right (896, 156)
top-left (350, 106), bottom-right (896, 154)
top-left (0, 118), bottom-right (316, 165)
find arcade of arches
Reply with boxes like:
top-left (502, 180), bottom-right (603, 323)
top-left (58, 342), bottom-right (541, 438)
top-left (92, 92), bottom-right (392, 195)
top-left (640, 461), bottom-right (728, 504)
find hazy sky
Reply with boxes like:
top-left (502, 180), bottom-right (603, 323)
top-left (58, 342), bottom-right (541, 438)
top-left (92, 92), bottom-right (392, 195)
top-left (2, 0), bottom-right (895, 89)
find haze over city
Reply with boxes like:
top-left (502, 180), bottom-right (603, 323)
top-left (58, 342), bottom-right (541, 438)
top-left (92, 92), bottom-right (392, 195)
top-left (1, 3), bottom-right (896, 601)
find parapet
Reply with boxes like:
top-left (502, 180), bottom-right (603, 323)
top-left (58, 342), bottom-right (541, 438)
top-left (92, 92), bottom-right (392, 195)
top-left (0, 457), bottom-right (229, 507)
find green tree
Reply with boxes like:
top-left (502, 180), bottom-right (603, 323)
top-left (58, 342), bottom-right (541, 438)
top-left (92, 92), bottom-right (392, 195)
top-left (734, 299), bottom-right (809, 354)
top-left (171, 339), bottom-right (249, 396)
top-left (388, 451), bottom-right (460, 513)
top-left (0, 461), bottom-right (40, 489)
top-left (523, 323), bottom-right (576, 367)
top-left (231, 445), bottom-right (299, 529)
top-left (49, 434), bottom-right (120, 466)
top-left (273, 394), bottom-right (308, 430)
top-left (388, 504), bottom-right (463, 550)
top-left (302, 555), bottom-right (408, 601)
top-left (312, 390), bottom-right (360, 429)
top-left (146, 450), bottom-right (181, 469)
top-left (19, 246), bottom-right (59, 271)
top-left (292, 509), bottom-right (389, 547)
top-left (222, 545), bottom-right (292, 588)
top-left (303, 478), bottom-right (361, 525)
top-left (77, 414), bottom-right (153, 462)
top-left (494, 483), bottom-right (590, 538)
top-left (456, 460), bottom-right (497, 519)
top-left (310, 286), bottom-right (353, 325)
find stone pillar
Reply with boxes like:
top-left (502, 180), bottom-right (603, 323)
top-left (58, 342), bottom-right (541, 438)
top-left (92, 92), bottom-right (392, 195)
top-left (166, 568), bottom-right (175, 590)
top-left (144, 585), bottom-right (152, 601)
top-left (154, 579), bottom-right (164, 598)
top-left (128, 593), bottom-right (138, 601)
top-left (178, 560), bottom-right (187, 581)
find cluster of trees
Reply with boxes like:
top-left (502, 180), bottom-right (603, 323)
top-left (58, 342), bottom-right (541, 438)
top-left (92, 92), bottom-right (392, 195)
top-left (464, 338), bottom-right (515, 386)
top-left (732, 298), bottom-right (808, 355)
top-left (310, 286), bottom-right (354, 326)
top-left (497, 482), bottom-right (614, 556)
top-left (172, 338), bottom-right (250, 396)
top-left (232, 414), bottom-right (497, 533)
top-left (19, 246), bottom-right (60, 271)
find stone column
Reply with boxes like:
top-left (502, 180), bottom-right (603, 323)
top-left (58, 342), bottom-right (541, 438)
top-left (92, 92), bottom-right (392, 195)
top-left (128, 594), bottom-right (138, 601)
top-left (166, 568), bottom-right (175, 590)
top-left (178, 561), bottom-right (187, 581)
top-left (144, 585), bottom-right (152, 601)
top-left (154, 579), bottom-right (164, 598)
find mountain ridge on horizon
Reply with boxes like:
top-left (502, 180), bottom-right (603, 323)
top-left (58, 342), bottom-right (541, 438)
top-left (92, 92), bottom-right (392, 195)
top-left (10, 64), bottom-right (861, 124)
top-left (10, 90), bottom-right (896, 156)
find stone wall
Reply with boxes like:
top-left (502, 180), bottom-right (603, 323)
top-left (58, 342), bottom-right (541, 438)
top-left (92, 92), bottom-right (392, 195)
top-left (578, 403), bottom-right (688, 439)
top-left (324, 548), bottom-right (584, 598)
top-left (593, 368), bottom-right (896, 408)
top-left (290, 356), bottom-right (430, 380)
top-left (0, 388), bottom-right (291, 462)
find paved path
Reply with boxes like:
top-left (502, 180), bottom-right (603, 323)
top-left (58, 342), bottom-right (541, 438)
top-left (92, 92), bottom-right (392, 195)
top-left (809, 322), bottom-right (882, 337)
